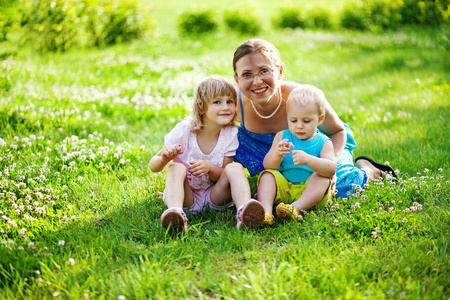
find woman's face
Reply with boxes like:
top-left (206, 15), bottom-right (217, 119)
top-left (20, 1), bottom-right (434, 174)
top-left (234, 52), bottom-right (282, 104)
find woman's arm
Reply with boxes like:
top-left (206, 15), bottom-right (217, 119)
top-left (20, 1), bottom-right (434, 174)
top-left (318, 100), bottom-right (346, 160)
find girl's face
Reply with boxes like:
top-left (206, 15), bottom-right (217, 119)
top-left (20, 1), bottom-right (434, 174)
top-left (234, 52), bottom-right (282, 104)
top-left (287, 101), bottom-right (324, 140)
top-left (203, 95), bottom-right (236, 128)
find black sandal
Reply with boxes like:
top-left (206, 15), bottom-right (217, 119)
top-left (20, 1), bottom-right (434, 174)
top-left (355, 156), bottom-right (397, 178)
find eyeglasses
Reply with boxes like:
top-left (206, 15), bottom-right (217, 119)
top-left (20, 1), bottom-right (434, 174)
top-left (237, 68), bottom-right (275, 81)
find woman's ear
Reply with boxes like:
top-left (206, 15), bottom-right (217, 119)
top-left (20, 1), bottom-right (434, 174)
top-left (234, 73), bottom-right (239, 84)
top-left (278, 65), bottom-right (284, 79)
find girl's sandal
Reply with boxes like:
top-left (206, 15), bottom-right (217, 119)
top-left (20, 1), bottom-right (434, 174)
top-left (161, 207), bottom-right (188, 233)
top-left (276, 203), bottom-right (298, 221)
top-left (261, 213), bottom-right (275, 226)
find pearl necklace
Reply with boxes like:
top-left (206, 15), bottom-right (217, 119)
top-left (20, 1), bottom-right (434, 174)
top-left (250, 97), bottom-right (282, 119)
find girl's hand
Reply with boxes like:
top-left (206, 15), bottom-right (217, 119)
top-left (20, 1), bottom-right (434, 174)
top-left (188, 160), bottom-right (213, 177)
top-left (161, 144), bottom-right (182, 160)
top-left (277, 139), bottom-right (293, 157)
top-left (291, 150), bottom-right (309, 166)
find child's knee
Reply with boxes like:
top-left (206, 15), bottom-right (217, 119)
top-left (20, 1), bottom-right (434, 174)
top-left (167, 162), bottom-right (187, 174)
top-left (224, 162), bottom-right (245, 174)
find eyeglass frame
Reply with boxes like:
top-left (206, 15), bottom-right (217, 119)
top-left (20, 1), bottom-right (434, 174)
top-left (236, 68), bottom-right (275, 81)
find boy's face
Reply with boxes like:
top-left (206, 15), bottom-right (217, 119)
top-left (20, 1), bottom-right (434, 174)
top-left (287, 100), bottom-right (324, 140)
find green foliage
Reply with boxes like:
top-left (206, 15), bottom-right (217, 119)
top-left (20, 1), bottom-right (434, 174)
top-left (177, 10), bottom-right (218, 36)
top-left (0, 56), bottom-right (15, 92)
top-left (340, 1), bottom-right (368, 30)
top-left (305, 6), bottom-right (333, 29)
top-left (341, 0), bottom-right (449, 31)
top-left (20, 0), bottom-right (81, 52)
top-left (400, 0), bottom-right (422, 24)
top-left (365, 0), bottom-right (403, 31)
top-left (223, 9), bottom-right (262, 36)
top-left (82, 0), bottom-right (151, 47)
top-left (18, 0), bottom-right (152, 52)
top-left (418, 0), bottom-right (447, 26)
top-left (273, 7), bottom-right (306, 29)
top-left (0, 10), bottom-right (13, 42)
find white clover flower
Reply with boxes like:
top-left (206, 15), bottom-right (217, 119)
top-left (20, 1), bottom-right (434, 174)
top-left (0, 138), bottom-right (7, 147)
top-left (67, 258), bottom-right (75, 266)
top-left (53, 291), bottom-right (60, 297)
top-left (36, 277), bottom-right (44, 286)
top-left (70, 216), bottom-right (76, 221)
top-left (118, 296), bottom-right (126, 300)
top-left (78, 176), bottom-right (83, 182)
top-left (18, 246), bottom-right (24, 250)
top-left (58, 240), bottom-right (65, 246)
top-left (19, 228), bottom-right (27, 238)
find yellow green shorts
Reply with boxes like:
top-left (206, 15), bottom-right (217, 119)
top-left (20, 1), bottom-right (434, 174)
top-left (257, 170), bottom-right (332, 208)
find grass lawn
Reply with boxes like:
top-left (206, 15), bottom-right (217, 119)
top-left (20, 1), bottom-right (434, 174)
top-left (0, 0), bottom-right (449, 299)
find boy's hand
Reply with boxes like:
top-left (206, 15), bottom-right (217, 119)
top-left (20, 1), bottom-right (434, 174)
top-left (276, 139), bottom-right (293, 157)
top-left (188, 160), bottom-right (212, 177)
top-left (161, 144), bottom-right (182, 160)
top-left (291, 150), bottom-right (309, 166)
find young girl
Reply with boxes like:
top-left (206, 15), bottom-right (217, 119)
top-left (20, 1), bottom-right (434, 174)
top-left (258, 85), bottom-right (337, 225)
top-left (149, 75), bottom-right (264, 233)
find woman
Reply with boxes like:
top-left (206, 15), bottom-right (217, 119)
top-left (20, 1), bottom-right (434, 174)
top-left (232, 38), bottom-right (395, 200)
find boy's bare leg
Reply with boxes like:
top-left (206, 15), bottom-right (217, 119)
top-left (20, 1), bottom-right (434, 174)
top-left (291, 173), bottom-right (329, 212)
top-left (257, 172), bottom-right (277, 215)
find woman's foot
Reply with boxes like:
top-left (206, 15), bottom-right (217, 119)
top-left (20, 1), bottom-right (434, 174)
top-left (355, 156), bottom-right (396, 179)
top-left (161, 207), bottom-right (188, 233)
top-left (236, 199), bottom-right (265, 229)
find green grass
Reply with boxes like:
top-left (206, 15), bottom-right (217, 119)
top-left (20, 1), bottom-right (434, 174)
top-left (0, 1), bottom-right (449, 299)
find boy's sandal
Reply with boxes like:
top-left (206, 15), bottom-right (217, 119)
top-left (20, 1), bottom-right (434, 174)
top-left (161, 207), bottom-right (188, 233)
top-left (276, 203), bottom-right (298, 221)
top-left (236, 199), bottom-right (265, 230)
top-left (261, 213), bottom-right (275, 226)
top-left (355, 156), bottom-right (397, 178)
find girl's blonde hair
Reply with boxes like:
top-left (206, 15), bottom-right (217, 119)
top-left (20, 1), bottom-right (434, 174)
top-left (287, 84), bottom-right (326, 116)
top-left (191, 75), bottom-right (237, 132)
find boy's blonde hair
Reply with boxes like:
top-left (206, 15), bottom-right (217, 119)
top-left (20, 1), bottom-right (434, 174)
top-left (191, 75), bottom-right (237, 132)
top-left (287, 84), bottom-right (326, 116)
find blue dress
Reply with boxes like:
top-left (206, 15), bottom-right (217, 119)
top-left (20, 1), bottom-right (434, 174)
top-left (234, 90), bottom-right (367, 198)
